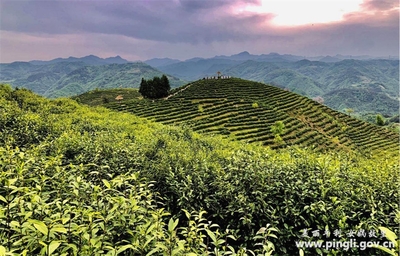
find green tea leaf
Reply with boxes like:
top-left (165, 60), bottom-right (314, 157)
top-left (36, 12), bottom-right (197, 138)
top-left (0, 195), bottom-right (7, 203)
top-left (371, 245), bottom-right (396, 256)
top-left (48, 241), bottom-right (61, 255)
top-left (379, 227), bottom-right (397, 245)
top-left (52, 225), bottom-right (67, 234)
top-left (102, 179), bottom-right (111, 189)
top-left (29, 219), bottom-right (48, 236)
top-left (116, 244), bottom-right (134, 254)
top-left (168, 218), bottom-right (179, 233)
top-left (0, 246), bottom-right (6, 256)
top-left (206, 229), bottom-right (217, 244)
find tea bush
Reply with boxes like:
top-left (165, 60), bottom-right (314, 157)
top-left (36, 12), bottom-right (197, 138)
top-left (0, 84), bottom-right (398, 255)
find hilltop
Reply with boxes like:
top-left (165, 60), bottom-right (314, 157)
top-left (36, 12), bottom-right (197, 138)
top-left (75, 78), bottom-right (399, 156)
top-left (154, 58), bottom-right (399, 116)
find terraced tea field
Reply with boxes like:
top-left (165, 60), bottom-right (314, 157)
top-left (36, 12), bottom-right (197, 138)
top-left (81, 78), bottom-right (399, 155)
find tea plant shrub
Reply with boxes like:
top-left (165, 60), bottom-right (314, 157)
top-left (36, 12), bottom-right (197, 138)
top-left (0, 84), bottom-right (398, 255)
top-left (1, 147), bottom-right (279, 255)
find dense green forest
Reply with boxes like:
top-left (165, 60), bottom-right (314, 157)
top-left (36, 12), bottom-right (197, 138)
top-left (1, 84), bottom-right (399, 255)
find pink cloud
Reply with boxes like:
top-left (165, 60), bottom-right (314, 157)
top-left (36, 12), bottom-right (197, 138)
top-left (361, 0), bottom-right (399, 11)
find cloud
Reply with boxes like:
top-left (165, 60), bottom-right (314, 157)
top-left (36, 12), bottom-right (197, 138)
top-left (177, 0), bottom-right (232, 11)
top-left (177, 0), bottom-right (260, 11)
top-left (0, 0), bottom-right (398, 62)
top-left (361, 0), bottom-right (398, 11)
top-left (0, 0), bottom-right (274, 44)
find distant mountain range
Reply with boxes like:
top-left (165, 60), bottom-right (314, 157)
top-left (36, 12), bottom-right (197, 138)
top-left (144, 51), bottom-right (397, 67)
top-left (29, 55), bottom-right (130, 66)
top-left (0, 52), bottom-right (398, 115)
top-left (0, 56), bottom-right (186, 98)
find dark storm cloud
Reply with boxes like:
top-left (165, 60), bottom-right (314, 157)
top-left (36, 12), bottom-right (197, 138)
top-left (178, 0), bottom-right (232, 10)
top-left (177, 0), bottom-right (259, 11)
top-left (0, 0), bottom-right (274, 44)
top-left (0, 0), bottom-right (398, 62)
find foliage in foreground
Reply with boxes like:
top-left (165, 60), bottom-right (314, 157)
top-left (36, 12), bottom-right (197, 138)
top-left (0, 85), bottom-right (399, 255)
top-left (0, 147), bottom-right (277, 255)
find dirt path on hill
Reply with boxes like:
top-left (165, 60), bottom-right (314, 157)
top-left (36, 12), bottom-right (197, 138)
top-left (164, 83), bottom-right (192, 100)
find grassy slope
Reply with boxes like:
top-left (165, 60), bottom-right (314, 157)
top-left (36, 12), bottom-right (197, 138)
top-left (76, 78), bottom-right (399, 156)
top-left (1, 84), bottom-right (399, 255)
top-left (71, 88), bottom-right (142, 107)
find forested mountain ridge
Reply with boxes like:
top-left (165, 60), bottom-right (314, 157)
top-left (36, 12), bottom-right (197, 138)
top-left (0, 61), bottom-right (186, 98)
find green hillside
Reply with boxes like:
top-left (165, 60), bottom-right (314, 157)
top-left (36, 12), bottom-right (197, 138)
top-left (1, 84), bottom-right (399, 255)
top-left (46, 63), bottom-right (185, 98)
top-left (324, 87), bottom-right (399, 116)
top-left (221, 60), bottom-right (399, 116)
top-left (78, 78), bottom-right (399, 156)
top-left (0, 61), bottom-right (88, 95)
top-left (0, 61), bottom-right (186, 98)
top-left (72, 88), bottom-right (142, 107)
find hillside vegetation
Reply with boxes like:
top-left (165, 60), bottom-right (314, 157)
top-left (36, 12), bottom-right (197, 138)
top-left (222, 60), bottom-right (399, 116)
top-left (155, 58), bottom-right (399, 116)
top-left (0, 62), bottom-right (186, 98)
top-left (2, 54), bottom-right (398, 116)
top-left (1, 84), bottom-right (399, 255)
top-left (80, 78), bottom-right (399, 157)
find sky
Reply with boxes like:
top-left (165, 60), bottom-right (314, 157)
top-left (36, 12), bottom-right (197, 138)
top-left (0, 0), bottom-right (399, 62)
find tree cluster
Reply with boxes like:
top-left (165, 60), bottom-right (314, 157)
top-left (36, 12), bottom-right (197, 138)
top-left (376, 114), bottom-right (385, 126)
top-left (139, 75), bottom-right (170, 99)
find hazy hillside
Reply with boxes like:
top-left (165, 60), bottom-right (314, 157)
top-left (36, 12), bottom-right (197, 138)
top-left (148, 54), bottom-right (399, 115)
top-left (1, 53), bottom-right (398, 115)
top-left (0, 59), bottom-right (186, 98)
top-left (222, 60), bottom-right (399, 115)
top-left (144, 57), bottom-right (181, 67)
top-left (76, 78), bottom-right (399, 155)
top-left (324, 88), bottom-right (399, 115)
top-left (156, 58), bottom-right (242, 80)
top-left (0, 61), bottom-right (88, 95)
top-left (1, 84), bottom-right (398, 255)
top-left (224, 61), bottom-right (324, 97)
top-left (45, 62), bottom-right (185, 98)
top-left (28, 54), bottom-right (129, 66)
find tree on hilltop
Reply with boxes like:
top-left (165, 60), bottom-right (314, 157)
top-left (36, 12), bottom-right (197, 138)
top-left (139, 75), bottom-right (170, 99)
top-left (376, 114), bottom-right (385, 126)
top-left (161, 74), bottom-right (170, 93)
